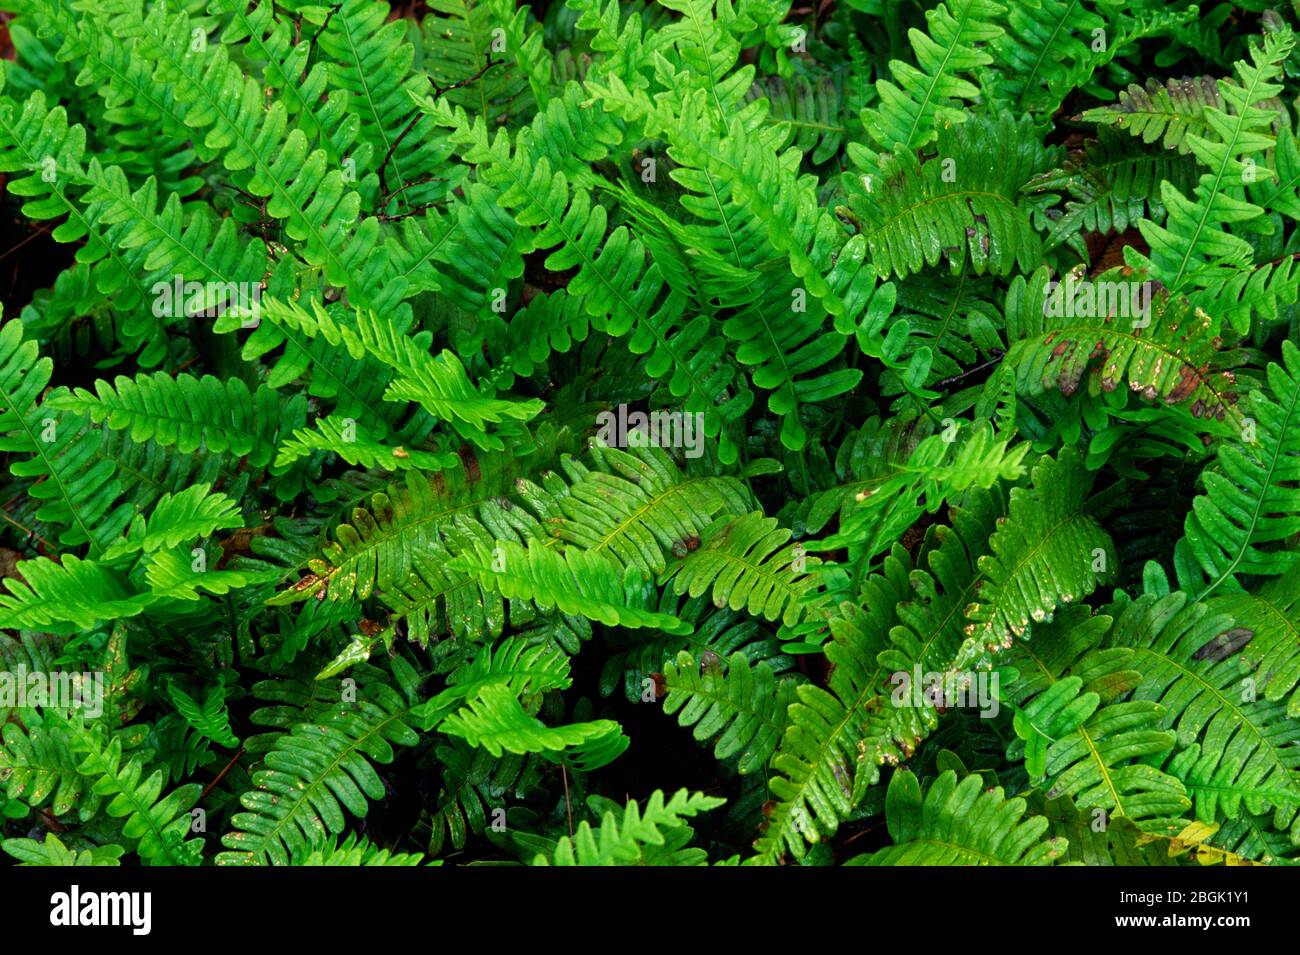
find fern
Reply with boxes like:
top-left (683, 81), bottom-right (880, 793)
top-left (755, 488), bottom-right (1001, 862)
top-left (1126, 29), bottom-right (1296, 333)
top-left (659, 513), bottom-right (826, 626)
top-left (845, 768), bottom-right (1067, 865)
top-left (990, 267), bottom-right (1245, 428)
top-left (1, 0), bottom-right (1299, 881)
top-left (1006, 606), bottom-right (1190, 824)
top-left (1104, 588), bottom-right (1300, 839)
top-left (1175, 339), bottom-right (1300, 597)
top-left (955, 447), bottom-right (1116, 667)
top-left (660, 650), bottom-right (799, 773)
top-left (845, 114), bottom-right (1052, 280)
top-left (217, 683), bottom-right (420, 865)
top-left (451, 539), bottom-right (692, 634)
top-left (532, 789), bottom-right (725, 865)
top-left (1080, 76), bottom-right (1225, 155)
top-left (2, 833), bottom-right (125, 866)
top-left (857, 0), bottom-right (1006, 159)
top-left (50, 372), bottom-right (290, 470)
top-left (439, 683), bottom-right (623, 757)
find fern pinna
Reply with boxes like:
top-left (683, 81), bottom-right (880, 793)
top-left (0, 0), bottom-right (1297, 873)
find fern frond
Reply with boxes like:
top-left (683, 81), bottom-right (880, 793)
top-left (1006, 606), bottom-right (1190, 824)
top-left (414, 637), bottom-right (574, 727)
top-left (168, 682), bottom-right (238, 749)
top-left (0, 710), bottom-right (103, 820)
top-left (65, 714), bottom-right (204, 866)
top-left (2, 833), bottom-right (124, 866)
top-left (1127, 30), bottom-right (1295, 334)
top-left (1175, 339), bottom-right (1300, 597)
top-left (1104, 590), bottom-right (1300, 840)
top-left (845, 768), bottom-right (1067, 865)
top-left (846, 114), bottom-right (1050, 280)
top-left (274, 416), bottom-right (460, 472)
top-left (256, 297), bottom-right (543, 450)
top-left (0, 318), bottom-right (133, 552)
top-left (0, 555), bottom-right (153, 632)
top-left (320, 0), bottom-right (455, 211)
top-left (661, 650), bottom-right (798, 773)
top-left (217, 684), bottom-right (419, 865)
top-left (1079, 76), bottom-right (1224, 155)
top-left (550, 442), bottom-right (752, 579)
top-left (104, 484), bottom-right (242, 559)
top-left (532, 788), bottom-right (725, 865)
top-left (990, 0), bottom-right (1105, 116)
top-left (50, 372), bottom-right (287, 469)
top-left (1027, 132), bottom-right (1201, 252)
top-left (857, 0), bottom-right (1006, 158)
top-left (451, 539), bottom-right (692, 633)
top-left (296, 833), bottom-right (427, 866)
top-left (755, 489), bottom-right (1001, 862)
top-left (955, 447), bottom-right (1116, 668)
top-left (1206, 574), bottom-right (1300, 716)
top-left (659, 513), bottom-right (826, 626)
top-left (992, 268), bottom-right (1244, 428)
top-left (439, 683), bottom-right (622, 757)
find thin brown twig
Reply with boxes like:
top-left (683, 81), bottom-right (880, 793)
top-left (561, 763), bottom-right (574, 838)
top-left (380, 174), bottom-right (448, 207)
top-left (0, 508), bottom-right (55, 553)
top-left (0, 222), bottom-right (52, 263)
top-left (307, 3), bottom-right (342, 47)
top-left (376, 56), bottom-right (500, 207)
top-left (426, 54), bottom-right (501, 100)
top-left (200, 743), bottom-right (246, 803)
top-left (934, 351), bottom-right (1005, 390)
top-left (377, 200), bottom-right (444, 223)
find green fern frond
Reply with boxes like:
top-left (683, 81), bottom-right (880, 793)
top-left (755, 489), bottom-right (1001, 862)
top-left (956, 447), bottom-right (1116, 668)
top-left (1104, 590), bottom-right (1300, 840)
top-left (1027, 132), bottom-right (1201, 252)
top-left (659, 513), bottom-right (826, 626)
top-left (661, 650), bottom-right (798, 773)
top-left (846, 114), bottom-right (1051, 280)
top-left (451, 539), bottom-right (692, 634)
top-left (440, 683), bottom-right (623, 758)
top-left (989, 0), bottom-right (1106, 116)
top-left (65, 714), bottom-right (204, 866)
top-left (50, 372), bottom-right (288, 469)
top-left (144, 549), bottom-right (281, 600)
top-left (320, 0), bottom-right (456, 211)
top-left (414, 637), bottom-right (574, 727)
top-left (1175, 339), bottom-right (1300, 597)
top-left (1206, 574), bottom-right (1300, 717)
top-left (857, 0), bottom-right (1006, 159)
top-left (551, 442), bottom-right (752, 579)
top-left (296, 833), bottom-right (427, 866)
top-left (168, 682), bottom-right (239, 749)
top-left (0, 555), bottom-right (153, 632)
top-left (1127, 29), bottom-right (1295, 334)
top-left (1079, 76), bottom-right (1224, 155)
top-left (256, 297), bottom-right (543, 450)
top-left (0, 710), bottom-right (104, 820)
top-left (103, 484), bottom-right (242, 559)
top-left (992, 268), bottom-right (1244, 428)
top-left (2, 833), bottom-right (124, 866)
top-left (532, 788), bottom-right (725, 865)
top-left (845, 768), bottom-right (1067, 865)
top-left (1006, 606), bottom-right (1189, 824)
top-left (217, 683), bottom-right (420, 865)
top-left (275, 416), bottom-right (460, 472)
top-left (0, 317), bottom-right (134, 553)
